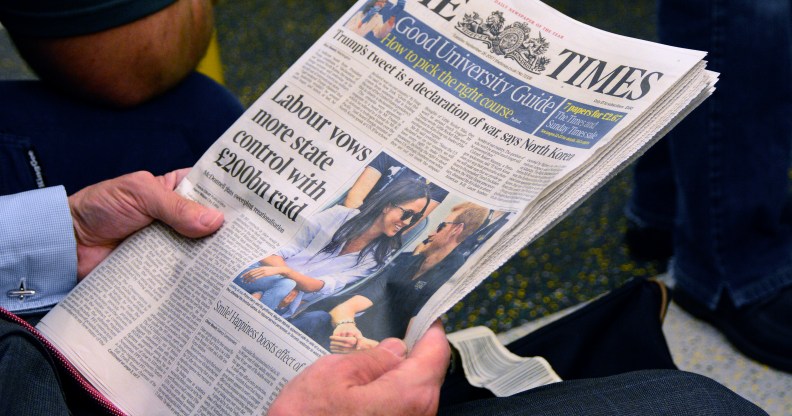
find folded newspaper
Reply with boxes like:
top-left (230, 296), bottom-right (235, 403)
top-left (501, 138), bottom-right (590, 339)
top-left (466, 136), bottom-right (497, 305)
top-left (35, 0), bottom-right (717, 413)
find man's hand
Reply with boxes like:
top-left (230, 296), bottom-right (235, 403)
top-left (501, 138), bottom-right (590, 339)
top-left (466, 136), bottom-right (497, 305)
top-left (330, 322), bottom-right (365, 354)
top-left (269, 321), bottom-right (450, 416)
top-left (329, 335), bottom-right (380, 353)
top-left (68, 169), bottom-right (223, 278)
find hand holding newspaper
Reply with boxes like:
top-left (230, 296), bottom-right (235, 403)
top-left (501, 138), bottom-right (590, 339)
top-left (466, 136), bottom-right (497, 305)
top-left (35, 0), bottom-right (717, 413)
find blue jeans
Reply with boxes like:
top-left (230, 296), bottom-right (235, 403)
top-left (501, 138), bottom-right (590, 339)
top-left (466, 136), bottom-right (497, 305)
top-left (289, 310), bottom-right (333, 349)
top-left (0, 72), bottom-right (244, 195)
top-left (628, 0), bottom-right (792, 308)
top-left (232, 264), bottom-right (297, 310)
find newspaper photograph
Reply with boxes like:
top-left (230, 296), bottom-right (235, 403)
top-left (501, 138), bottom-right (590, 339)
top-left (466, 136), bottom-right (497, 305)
top-left (34, 0), bottom-right (717, 414)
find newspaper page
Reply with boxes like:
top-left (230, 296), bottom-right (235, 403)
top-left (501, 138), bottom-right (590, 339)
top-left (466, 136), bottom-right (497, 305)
top-left (35, 0), bottom-right (716, 414)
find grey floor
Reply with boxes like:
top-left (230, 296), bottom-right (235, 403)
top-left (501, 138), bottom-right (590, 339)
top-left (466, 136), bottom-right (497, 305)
top-left (663, 304), bottom-right (790, 415)
top-left (1, 1), bottom-right (790, 414)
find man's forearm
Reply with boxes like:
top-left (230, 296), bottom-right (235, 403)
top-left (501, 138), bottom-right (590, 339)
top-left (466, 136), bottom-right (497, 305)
top-left (329, 295), bottom-right (375, 325)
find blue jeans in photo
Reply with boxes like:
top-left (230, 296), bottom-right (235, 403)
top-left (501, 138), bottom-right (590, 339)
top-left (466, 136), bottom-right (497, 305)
top-left (628, 0), bottom-right (792, 308)
top-left (232, 264), bottom-right (297, 310)
top-left (289, 310), bottom-right (333, 350)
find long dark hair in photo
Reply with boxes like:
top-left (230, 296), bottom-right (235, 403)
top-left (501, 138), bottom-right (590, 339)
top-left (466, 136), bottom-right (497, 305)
top-left (320, 178), bottom-right (430, 267)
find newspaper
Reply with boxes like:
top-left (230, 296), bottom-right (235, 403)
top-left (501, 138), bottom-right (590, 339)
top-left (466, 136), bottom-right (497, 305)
top-left (35, 0), bottom-right (717, 414)
top-left (447, 326), bottom-right (561, 397)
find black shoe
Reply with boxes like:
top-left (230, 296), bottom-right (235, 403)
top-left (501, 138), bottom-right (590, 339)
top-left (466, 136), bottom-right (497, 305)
top-left (624, 220), bottom-right (673, 264)
top-left (673, 286), bottom-right (792, 373)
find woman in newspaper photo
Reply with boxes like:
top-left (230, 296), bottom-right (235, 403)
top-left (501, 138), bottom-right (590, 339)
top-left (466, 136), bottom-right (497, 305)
top-left (291, 202), bottom-right (498, 353)
top-left (233, 178), bottom-right (430, 316)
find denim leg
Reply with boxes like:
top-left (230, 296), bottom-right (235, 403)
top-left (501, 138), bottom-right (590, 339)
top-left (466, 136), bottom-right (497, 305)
top-left (0, 72), bottom-right (244, 195)
top-left (439, 370), bottom-right (768, 416)
top-left (660, 0), bottom-right (792, 307)
top-left (258, 278), bottom-right (298, 309)
top-left (626, 137), bottom-right (677, 230)
top-left (232, 271), bottom-right (297, 310)
top-left (289, 311), bottom-right (333, 350)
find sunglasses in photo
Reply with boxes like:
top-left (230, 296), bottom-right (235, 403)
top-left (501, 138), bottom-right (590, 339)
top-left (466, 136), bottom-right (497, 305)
top-left (436, 221), bottom-right (463, 233)
top-left (391, 203), bottom-right (424, 223)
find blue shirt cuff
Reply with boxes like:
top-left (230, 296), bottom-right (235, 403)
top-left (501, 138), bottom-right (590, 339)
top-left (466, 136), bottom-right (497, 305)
top-left (0, 186), bottom-right (77, 314)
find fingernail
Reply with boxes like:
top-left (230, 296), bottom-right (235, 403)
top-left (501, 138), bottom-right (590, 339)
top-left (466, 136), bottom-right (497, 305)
top-left (379, 338), bottom-right (407, 358)
top-left (199, 210), bottom-right (222, 227)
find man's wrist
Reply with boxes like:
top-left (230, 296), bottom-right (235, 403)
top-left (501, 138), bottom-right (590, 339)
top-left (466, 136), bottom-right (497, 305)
top-left (0, 186), bottom-right (78, 313)
top-left (334, 320), bottom-right (356, 328)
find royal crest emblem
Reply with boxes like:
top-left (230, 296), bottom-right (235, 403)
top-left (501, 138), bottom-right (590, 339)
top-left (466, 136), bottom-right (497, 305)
top-left (456, 11), bottom-right (551, 74)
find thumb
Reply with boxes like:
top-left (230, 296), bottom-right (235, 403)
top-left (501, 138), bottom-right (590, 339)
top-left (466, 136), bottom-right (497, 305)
top-left (145, 186), bottom-right (224, 238)
top-left (336, 338), bottom-right (407, 385)
top-left (376, 338), bottom-right (408, 359)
